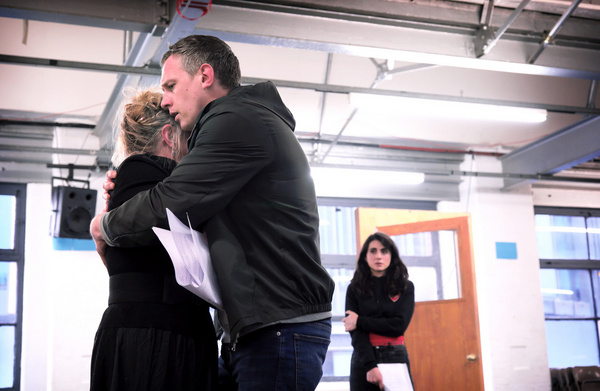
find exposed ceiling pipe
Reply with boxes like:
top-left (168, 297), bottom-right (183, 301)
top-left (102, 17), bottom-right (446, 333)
top-left (475, 0), bottom-right (532, 57)
top-left (242, 76), bottom-right (600, 115)
top-left (1, 140), bottom-right (597, 184)
top-left (316, 107), bottom-right (359, 164)
top-left (3, 157), bottom-right (597, 184)
top-left (0, 144), bottom-right (110, 157)
top-left (528, 0), bottom-right (584, 63)
top-left (317, 53), bottom-right (334, 138)
top-left (0, 120), bottom-right (95, 129)
top-left (587, 80), bottom-right (598, 109)
top-left (446, 169), bottom-right (600, 184)
top-left (317, 60), bottom-right (460, 164)
top-left (317, 58), bottom-right (387, 164)
top-left (479, 0), bottom-right (495, 26)
top-left (0, 54), bottom-right (161, 76)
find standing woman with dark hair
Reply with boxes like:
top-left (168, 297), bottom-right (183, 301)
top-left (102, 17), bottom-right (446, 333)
top-left (344, 232), bottom-right (415, 390)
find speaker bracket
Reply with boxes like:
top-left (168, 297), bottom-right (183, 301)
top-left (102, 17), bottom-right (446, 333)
top-left (48, 163), bottom-right (94, 189)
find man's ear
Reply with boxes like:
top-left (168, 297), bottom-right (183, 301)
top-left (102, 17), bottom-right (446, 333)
top-left (198, 63), bottom-right (215, 88)
top-left (161, 124), bottom-right (174, 148)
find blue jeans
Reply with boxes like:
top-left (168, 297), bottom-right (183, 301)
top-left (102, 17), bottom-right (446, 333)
top-left (219, 319), bottom-right (332, 391)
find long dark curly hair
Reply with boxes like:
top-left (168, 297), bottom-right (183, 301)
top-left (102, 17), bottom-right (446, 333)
top-left (350, 232), bottom-right (409, 298)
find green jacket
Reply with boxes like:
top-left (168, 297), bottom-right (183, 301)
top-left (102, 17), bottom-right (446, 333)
top-left (101, 81), bottom-right (334, 336)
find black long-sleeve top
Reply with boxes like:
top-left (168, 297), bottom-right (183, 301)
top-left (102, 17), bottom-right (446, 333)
top-left (105, 154), bottom-right (177, 276)
top-left (345, 276), bottom-right (415, 371)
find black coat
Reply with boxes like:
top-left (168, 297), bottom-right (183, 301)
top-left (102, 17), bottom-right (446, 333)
top-left (102, 82), bottom-right (334, 337)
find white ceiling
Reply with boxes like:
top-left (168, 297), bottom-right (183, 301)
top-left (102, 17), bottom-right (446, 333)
top-left (0, 0), bottom-right (599, 201)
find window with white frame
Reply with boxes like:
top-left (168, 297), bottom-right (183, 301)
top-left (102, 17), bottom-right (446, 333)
top-left (317, 198), bottom-right (436, 381)
top-left (0, 183), bottom-right (26, 390)
top-left (535, 206), bottom-right (600, 369)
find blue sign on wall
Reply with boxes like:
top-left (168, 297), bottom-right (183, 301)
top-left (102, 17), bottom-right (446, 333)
top-left (496, 242), bottom-right (518, 259)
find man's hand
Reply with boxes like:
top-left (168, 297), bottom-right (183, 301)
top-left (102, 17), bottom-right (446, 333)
top-left (90, 212), bottom-right (108, 267)
top-left (343, 310), bottom-right (358, 332)
top-left (366, 367), bottom-right (384, 390)
top-left (102, 170), bottom-right (117, 212)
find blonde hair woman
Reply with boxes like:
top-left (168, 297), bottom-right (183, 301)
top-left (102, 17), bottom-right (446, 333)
top-left (90, 88), bottom-right (217, 390)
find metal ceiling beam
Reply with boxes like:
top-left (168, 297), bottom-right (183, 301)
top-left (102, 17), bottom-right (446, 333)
top-left (215, 0), bottom-right (600, 41)
top-left (243, 77), bottom-right (600, 115)
top-left (527, 0), bottom-right (584, 64)
top-left (587, 80), bottom-right (599, 108)
top-left (0, 0), bottom-right (170, 32)
top-left (91, 32), bottom-right (164, 154)
top-left (0, 144), bottom-right (111, 158)
top-left (475, 0), bottom-right (533, 57)
top-left (5, 55), bottom-right (598, 116)
top-left (0, 128), bottom-right (53, 141)
top-left (195, 3), bottom-right (600, 79)
top-left (500, 116), bottom-right (600, 189)
top-left (0, 164), bottom-right (56, 183)
top-left (92, 5), bottom-right (210, 158)
top-left (191, 29), bottom-right (600, 81)
top-left (450, 169), bottom-right (600, 184)
top-left (0, 54), bottom-right (161, 76)
top-left (3, 0), bottom-right (600, 78)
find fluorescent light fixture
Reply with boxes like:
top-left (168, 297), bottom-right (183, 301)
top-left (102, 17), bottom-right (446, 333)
top-left (310, 166), bottom-right (424, 188)
top-left (541, 288), bottom-right (574, 296)
top-left (350, 93), bottom-right (547, 123)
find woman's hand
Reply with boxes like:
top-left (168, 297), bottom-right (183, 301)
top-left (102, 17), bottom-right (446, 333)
top-left (366, 367), bottom-right (384, 390)
top-left (343, 310), bottom-right (358, 332)
top-left (102, 170), bottom-right (117, 212)
top-left (90, 212), bottom-right (108, 267)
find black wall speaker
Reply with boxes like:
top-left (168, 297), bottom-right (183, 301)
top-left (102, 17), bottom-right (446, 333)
top-left (51, 186), bottom-right (98, 239)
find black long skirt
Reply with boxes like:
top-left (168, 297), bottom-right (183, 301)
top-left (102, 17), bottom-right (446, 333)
top-left (90, 301), bottom-right (217, 391)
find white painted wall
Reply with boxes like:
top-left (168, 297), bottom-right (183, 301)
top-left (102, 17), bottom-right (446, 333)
top-left (21, 182), bottom-right (108, 391)
top-left (440, 155), bottom-right (551, 391)
top-left (18, 157), bottom-right (600, 390)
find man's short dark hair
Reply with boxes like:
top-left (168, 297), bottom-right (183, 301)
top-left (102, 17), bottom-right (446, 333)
top-left (161, 35), bottom-right (241, 90)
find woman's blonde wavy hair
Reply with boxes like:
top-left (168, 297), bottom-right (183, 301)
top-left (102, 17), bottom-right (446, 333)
top-left (111, 87), bottom-right (190, 167)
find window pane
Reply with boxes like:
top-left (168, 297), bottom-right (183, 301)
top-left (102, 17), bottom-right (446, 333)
top-left (545, 320), bottom-right (600, 368)
top-left (393, 232), bottom-right (432, 257)
top-left (589, 217), bottom-right (600, 261)
top-left (327, 268), bottom-right (353, 317)
top-left (0, 262), bottom-right (18, 324)
top-left (0, 195), bottom-right (16, 250)
top-left (408, 267), bottom-right (438, 301)
top-left (535, 214), bottom-right (588, 259)
top-left (324, 268), bottom-right (354, 378)
top-left (322, 321), bottom-right (352, 378)
top-left (319, 206), bottom-right (357, 255)
top-left (393, 230), bottom-right (460, 302)
top-left (593, 270), bottom-right (600, 317)
top-left (540, 269), bottom-right (594, 318)
top-left (0, 326), bottom-right (15, 388)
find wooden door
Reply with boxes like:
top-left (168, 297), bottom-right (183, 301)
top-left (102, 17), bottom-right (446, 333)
top-left (356, 208), bottom-right (484, 391)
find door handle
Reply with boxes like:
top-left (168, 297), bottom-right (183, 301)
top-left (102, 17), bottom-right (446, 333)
top-left (466, 354), bottom-right (477, 362)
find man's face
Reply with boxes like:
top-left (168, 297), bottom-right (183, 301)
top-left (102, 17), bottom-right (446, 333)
top-left (160, 56), bottom-right (206, 132)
